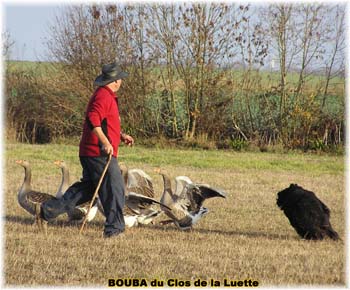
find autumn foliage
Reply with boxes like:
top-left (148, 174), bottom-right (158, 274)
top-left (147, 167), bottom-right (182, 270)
top-left (5, 3), bottom-right (345, 151)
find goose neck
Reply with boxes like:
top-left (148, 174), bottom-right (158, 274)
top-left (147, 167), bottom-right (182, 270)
top-left (22, 165), bottom-right (32, 191)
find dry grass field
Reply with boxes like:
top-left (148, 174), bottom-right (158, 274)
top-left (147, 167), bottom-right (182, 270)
top-left (4, 143), bottom-right (346, 287)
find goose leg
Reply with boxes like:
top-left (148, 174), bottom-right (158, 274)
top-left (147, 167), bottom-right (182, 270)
top-left (41, 217), bottom-right (48, 235)
top-left (35, 204), bottom-right (41, 229)
top-left (35, 204), bottom-right (47, 235)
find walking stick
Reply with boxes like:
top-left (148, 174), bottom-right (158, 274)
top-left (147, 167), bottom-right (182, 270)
top-left (79, 153), bottom-right (112, 234)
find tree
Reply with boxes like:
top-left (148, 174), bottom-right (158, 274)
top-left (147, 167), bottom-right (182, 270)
top-left (145, 4), bottom-right (180, 137)
top-left (47, 5), bottom-right (132, 93)
top-left (35, 3), bottom-right (344, 149)
top-left (146, 3), bottom-right (249, 139)
top-left (321, 5), bottom-right (345, 107)
top-left (260, 3), bottom-right (345, 148)
top-left (2, 31), bottom-right (14, 60)
top-left (292, 4), bottom-right (328, 100)
top-left (236, 6), bottom-right (269, 139)
top-left (261, 4), bottom-right (294, 144)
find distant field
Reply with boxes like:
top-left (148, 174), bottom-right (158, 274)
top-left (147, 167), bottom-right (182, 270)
top-left (6, 60), bottom-right (61, 78)
top-left (6, 60), bottom-right (345, 96)
top-left (4, 143), bottom-right (345, 286)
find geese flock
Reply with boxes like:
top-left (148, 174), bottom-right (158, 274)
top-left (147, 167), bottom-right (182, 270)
top-left (15, 159), bottom-right (340, 241)
top-left (16, 160), bottom-right (227, 232)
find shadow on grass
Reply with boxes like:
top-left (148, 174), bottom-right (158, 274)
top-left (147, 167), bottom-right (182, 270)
top-left (5, 214), bottom-right (297, 241)
top-left (5, 215), bottom-right (35, 225)
top-left (141, 223), bottom-right (298, 241)
top-left (4, 214), bottom-right (104, 229)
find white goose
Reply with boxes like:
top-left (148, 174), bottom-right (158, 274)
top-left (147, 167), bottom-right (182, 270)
top-left (158, 171), bottom-right (227, 230)
top-left (54, 160), bottom-right (98, 223)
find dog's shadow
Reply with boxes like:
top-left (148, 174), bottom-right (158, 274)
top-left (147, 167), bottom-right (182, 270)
top-left (148, 224), bottom-right (297, 241)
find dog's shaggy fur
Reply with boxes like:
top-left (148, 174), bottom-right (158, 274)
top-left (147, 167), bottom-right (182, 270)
top-left (276, 184), bottom-right (339, 240)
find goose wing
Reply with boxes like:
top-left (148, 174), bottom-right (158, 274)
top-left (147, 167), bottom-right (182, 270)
top-left (158, 172), bottom-right (193, 223)
top-left (26, 191), bottom-right (57, 204)
top-left (181, 184), bottom-right (203, 212)
top-left (123, 196), bottom-right (164, 227)
top-left (128, 169), bottom-right (154, 197)
top-left (178, 184), bottom-right (226, 213)
top-left (127, 185), bottom-right (155, 199)
top-left (196, 184), bottom-right (227, 199)
top-left (175, 176), bottom-right (193, 196)
top-left (127, 192), bottom-right (171, 213)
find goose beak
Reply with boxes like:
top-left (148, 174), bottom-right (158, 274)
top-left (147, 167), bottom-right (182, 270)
top-left (54, 160), bottom-right (61, 166)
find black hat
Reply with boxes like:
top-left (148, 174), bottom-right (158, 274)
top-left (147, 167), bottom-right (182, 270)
top-left (94, 62), bottom-right (129, 87)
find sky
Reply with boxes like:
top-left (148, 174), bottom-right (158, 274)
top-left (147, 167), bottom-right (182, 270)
top-left (2, 1), bottom-right (349, 65)
top-left (3, 3), bottom-right (61, 61)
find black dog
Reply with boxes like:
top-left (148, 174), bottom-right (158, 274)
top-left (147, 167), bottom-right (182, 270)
top-left (276, 184), bottom-right (339, 240)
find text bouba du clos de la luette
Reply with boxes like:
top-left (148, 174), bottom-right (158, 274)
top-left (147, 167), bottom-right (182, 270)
top-left (108, 278), bottom-right (260, 287)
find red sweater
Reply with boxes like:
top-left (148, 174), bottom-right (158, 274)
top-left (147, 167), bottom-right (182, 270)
top-left (79, 86), bottom-right (120, 157)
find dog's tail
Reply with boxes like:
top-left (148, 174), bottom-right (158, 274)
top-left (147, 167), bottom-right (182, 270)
top-left (325, 227), bottom-right (340, 241)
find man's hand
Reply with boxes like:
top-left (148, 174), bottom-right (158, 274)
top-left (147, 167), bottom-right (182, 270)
top-left (121, 133), bottom-right (134, 147)
top-left (102, 143), bottom-right (114, 155)
top-left (92, 127), bottom-right (114, 155)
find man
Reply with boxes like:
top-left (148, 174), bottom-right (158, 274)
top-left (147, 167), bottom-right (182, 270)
top-left (40, 62), bottom-right (134, 238)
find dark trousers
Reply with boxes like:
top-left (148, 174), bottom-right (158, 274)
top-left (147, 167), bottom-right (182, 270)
top-left (41, 156), bottom-right (125, 235)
